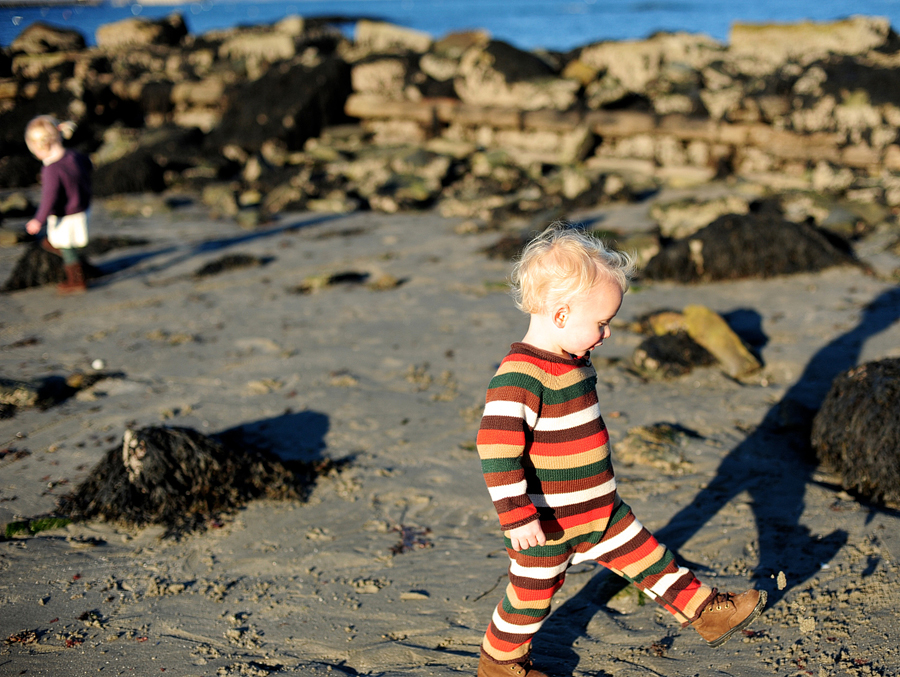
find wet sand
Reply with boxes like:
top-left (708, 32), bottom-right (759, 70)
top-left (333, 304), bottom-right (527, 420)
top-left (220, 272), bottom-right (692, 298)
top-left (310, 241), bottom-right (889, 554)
top-left (1, 190), bottom-right (899, 676)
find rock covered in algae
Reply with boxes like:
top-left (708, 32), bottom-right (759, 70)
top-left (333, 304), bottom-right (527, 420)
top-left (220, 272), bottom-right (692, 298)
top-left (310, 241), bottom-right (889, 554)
top-left (811, 358), bottom-right (900, 506)
top-left (58, 426), bottom-right (337, 535)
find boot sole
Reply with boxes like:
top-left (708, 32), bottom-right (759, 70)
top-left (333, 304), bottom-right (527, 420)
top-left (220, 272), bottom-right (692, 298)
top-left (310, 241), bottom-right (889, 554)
top-left (706, 590), bottom-right (767, 648)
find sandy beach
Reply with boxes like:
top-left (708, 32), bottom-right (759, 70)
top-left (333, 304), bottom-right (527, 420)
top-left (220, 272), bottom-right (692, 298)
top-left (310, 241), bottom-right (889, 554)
top-left (1, 187), bottom-right (899, 676)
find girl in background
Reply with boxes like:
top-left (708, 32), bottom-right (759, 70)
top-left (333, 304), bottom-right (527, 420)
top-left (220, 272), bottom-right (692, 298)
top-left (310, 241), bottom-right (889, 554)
top-left (25, 115), bottom-right (93, 294)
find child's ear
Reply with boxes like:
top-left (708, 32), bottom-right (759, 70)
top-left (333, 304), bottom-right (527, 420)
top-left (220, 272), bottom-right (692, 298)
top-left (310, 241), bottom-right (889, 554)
top-left (553, 306), bottom-right (569, 328)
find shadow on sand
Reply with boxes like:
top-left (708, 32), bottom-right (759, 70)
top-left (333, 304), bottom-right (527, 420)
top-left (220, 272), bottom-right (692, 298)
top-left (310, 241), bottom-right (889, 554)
top-left (536, 284), bottom-right (900, 674)
top-left (90, 212), bottom-right (344, 285)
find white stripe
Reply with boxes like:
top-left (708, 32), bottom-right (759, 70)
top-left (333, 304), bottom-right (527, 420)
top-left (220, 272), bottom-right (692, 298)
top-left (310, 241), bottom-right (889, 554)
top-left (509, 559), bottom-right (568, 580)
top-left (491, 608), bottom-right (545, 635)
top-left (572, 519), bottom-right (644, 564)
top-left (483, 400), bottom-right (539, 428)
top-left (529, 478), bottom-right (615, 508)
top-left (533, 403), bottom-right (601, 431)
top-left (649, 570), bottom-right (689, 598)
top-left (487, 479), bottom-right (528, 501)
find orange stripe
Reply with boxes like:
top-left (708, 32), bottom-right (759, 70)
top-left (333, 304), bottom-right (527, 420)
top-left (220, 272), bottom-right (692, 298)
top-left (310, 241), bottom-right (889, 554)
top-left (498, 505), bottom-right (537, 524)
top-left (502, 353), bottom-right (578, 374)
top-left (485, 628), bottom-right (525, 653)
top-left (477, 429), bottom-right (526, 446)
top-left (671, 578), bottom-right (704, 608)
top-left (606, 534), bottom-right (656, 570)
top-left (540, 504), bottom-right (613, 533)
top-left (530, 430), bottom-right (609, 456)
top-left (511, 580), bottom-right (563, 602)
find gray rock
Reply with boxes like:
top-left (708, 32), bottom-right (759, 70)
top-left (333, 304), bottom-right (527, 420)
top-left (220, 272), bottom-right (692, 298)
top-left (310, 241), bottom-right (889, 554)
top-left (10, 22), bottom-right (85, 55)
top-left (96, 13), bottom-right (188, 49)
top-left (454, 40), bottom-right (578, 111)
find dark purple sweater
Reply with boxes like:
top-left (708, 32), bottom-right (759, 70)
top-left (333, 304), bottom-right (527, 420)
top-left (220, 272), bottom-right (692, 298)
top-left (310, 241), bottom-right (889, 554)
top-left (34, 149), bottom-right (93, 226)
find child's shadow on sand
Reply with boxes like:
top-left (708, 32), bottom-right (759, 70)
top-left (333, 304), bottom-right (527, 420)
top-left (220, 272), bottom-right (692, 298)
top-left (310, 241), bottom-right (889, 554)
top-left (537, 285), bottom-right (900, 674)
top-left (220, 409), bottom-right (331, 465)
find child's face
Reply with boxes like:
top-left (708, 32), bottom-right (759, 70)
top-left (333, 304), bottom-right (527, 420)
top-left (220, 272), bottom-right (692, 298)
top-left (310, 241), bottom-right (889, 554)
top-left (556, 278), bottom-right (623, 357)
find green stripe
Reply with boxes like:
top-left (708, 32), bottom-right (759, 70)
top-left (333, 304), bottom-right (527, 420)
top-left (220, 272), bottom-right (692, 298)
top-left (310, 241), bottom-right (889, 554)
top-left (502, 528), bottom-right (606, 557)
top-left (608, 500), bottom-right (632, 527)
top-left (481, 457), bottom-right (523, 474)
top-left (632, 549), bottom-right (674, 583)
top-left (540, 378), bottom-right (596, 405)
top-left (502, 597), bottom-right (548, 619)
top-left (533, 458), bottom-right (610, 482)
top-left (489, 372), bottom-right (543, 396)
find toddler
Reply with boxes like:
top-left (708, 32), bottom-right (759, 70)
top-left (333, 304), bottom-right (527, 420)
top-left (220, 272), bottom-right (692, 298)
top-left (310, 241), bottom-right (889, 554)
top-left (476, 224), bottom-right (765, 677)
top-left (24, 115), bottom-right (93, 293)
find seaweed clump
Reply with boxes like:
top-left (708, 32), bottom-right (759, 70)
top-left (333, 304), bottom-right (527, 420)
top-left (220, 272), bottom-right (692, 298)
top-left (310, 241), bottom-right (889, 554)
top-left (811, 358), bottom-right (900, 507)
top-left (58, 425), bottom-right (337, 536)
top-left (643, 202), bottom-right (857, 283)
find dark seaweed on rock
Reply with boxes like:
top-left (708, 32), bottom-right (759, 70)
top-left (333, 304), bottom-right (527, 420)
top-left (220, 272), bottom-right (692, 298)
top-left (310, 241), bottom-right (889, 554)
top-left (1, 245), bottom-right (65, 291)
top-left (193, 253), bottom-right (270, 277)
top-left (631, 332), bottom-right (716, 379)
top-left (58, 426), bottom-right (331, 536)
top-left (643, 205), bottom-right (857, 283)
top-left (1, 245), bottom-right (101, 292)
top-left (811, 358), bottom-right (900, 507)
top-left (83, 235), bottom-right (151, 256)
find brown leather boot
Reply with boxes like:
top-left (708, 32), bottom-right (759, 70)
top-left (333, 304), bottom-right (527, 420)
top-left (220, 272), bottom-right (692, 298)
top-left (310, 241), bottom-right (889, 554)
top-left (478, 653), bottom-right (548, 677)
top-left (58, 262), bottom-right (87, 294)
top-left (691, 589), bottom-right (766, 648)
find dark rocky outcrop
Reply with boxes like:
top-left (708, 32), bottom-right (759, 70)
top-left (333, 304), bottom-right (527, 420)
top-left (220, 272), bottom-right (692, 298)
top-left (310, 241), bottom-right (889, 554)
top-left (643, 202), bottom-right (857, 282)
top-left (206, 55), bottom-right (352, 153)
top-left (811, 358), bottom-right (900, 506)
top-left (93, 150), bottom-right (167, 197)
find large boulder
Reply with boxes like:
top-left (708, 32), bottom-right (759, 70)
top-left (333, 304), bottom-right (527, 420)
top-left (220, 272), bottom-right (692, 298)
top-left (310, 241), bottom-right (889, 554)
top-left (207, 54), bottom-right (352, 153)
top-left (218, 30), bottom-right (297, 64)
top-left (811, 358), bottom-right (900, 506)
top-left (0, 153), bottom-right (41, 189)
top-left (579, 32), bottom-right (723, 95)
top-left (729, 16), bottom-right (897, 72)
top-left (454, 40), bottom-right (579, 111)
top-left (93, 149), bottom-right (167, 196)
top-left (95, 13), bottom-right (188, 49)
top-left (10, 22), bottom-right (86, 54)
top-left (354, 20), bottom-right (433, 55)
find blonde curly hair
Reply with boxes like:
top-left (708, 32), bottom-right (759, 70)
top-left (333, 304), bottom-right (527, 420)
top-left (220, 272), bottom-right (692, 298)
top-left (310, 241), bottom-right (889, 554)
top-left (510, 222), bottom-right (635, 315)
top-left (24, 115), bottom-right (75, 155)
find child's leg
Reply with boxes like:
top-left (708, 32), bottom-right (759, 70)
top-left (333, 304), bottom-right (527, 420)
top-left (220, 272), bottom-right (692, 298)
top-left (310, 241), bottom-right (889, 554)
top-left (481, 544), bottom-right (570, 664)
top-left (573, 499), bottom-right (715, 624)
top-left (60, 247), bottom-right (78, 265)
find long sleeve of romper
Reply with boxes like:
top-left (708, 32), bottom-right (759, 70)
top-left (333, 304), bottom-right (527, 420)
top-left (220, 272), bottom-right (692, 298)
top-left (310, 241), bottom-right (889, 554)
top-left (476, 350), bottom-right (544, 531)
top-left (33, 164), bottom-right (62, 227)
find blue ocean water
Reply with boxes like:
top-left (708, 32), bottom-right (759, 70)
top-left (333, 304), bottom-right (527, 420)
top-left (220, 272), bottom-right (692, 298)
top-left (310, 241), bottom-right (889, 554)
top-left (2, 0), bottom-right (900, 52)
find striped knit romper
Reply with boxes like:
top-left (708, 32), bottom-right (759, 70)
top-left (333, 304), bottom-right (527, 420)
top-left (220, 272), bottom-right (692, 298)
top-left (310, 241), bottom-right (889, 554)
top-left (477, 343), bottom-right (715, 664)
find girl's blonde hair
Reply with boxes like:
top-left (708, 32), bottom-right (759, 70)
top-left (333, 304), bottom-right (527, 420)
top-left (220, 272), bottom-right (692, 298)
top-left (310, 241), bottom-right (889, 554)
top-left (24, 115), bottom-right (75, 154)
top-left (510, 222), bottom-right (635, 315)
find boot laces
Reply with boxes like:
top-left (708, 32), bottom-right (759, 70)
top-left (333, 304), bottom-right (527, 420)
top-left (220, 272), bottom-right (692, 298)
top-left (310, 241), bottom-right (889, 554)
top-left (708, 591), bottom-right (735, 612)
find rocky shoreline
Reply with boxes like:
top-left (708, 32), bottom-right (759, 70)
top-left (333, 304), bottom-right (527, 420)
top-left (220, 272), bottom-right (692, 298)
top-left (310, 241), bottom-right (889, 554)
top-left (2, 15), bottom-right (900, 235)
